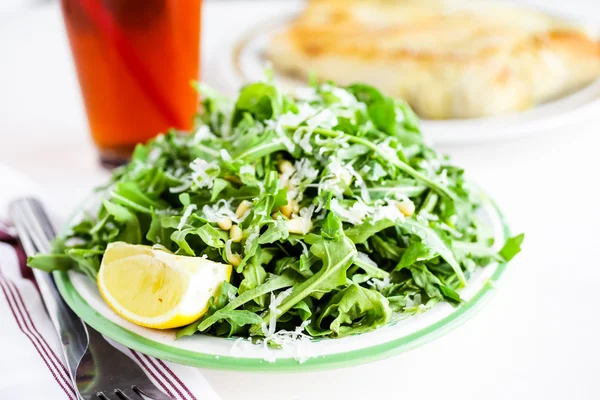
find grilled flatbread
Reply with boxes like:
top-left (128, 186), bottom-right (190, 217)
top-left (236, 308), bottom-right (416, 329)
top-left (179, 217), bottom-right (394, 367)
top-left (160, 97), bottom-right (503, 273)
top-left (268, 0), bottom-right (600, 119)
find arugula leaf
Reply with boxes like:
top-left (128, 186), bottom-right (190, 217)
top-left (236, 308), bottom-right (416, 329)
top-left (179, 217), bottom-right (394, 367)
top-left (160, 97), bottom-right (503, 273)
top-left (345, 218), bottom-right (396, 244)
top-left (396, 99), bottom-right (420, 132)
top-left (196, 224), bottom-right (227, 248)
top-left (293, 299), bottom-right (312, 321)
top-left (453, 233), bottom-right (524, 263)
top-left (346, 83), bottom-right (385, 105)
top-left (367, 97), bottom-right (397, 135)
top-left (438, 284), bottom-right (462, 306)
top-left (321, 211), bottom-right (343, 240)
top-left (397, 240), bottom-right (437, 270)
top-left (111, 181), bottom-right (161, 213)
top-left (27, 254), bottom-right (75, 272)
top-left (102, 200), bottom-right (141, 244)
top-left (210, 179), bottom-right (229, 202)
top-left (371, 236), bottom-right (404, 261)
top-left (499, 234), bottom-right (525, 261)
top-left (170, 228), bottom-right (196, 256)
top-left (233, 82), bottom-right (282, 125)
top-left (258, 220), bottom-right (289, 244)
top-left (317, 284), bottom-right (392, 337)
top-left (177, 273), bottom-right (296, 337)
top-left (401, 219), bottom-right (466, 286)
top-left (146, 211), bottom-right (174, 248)
top-left (238, 247), bottom-right (272, 306)
top-left (409, 264), bottom-right (462, 305)
top-left (250, 214), bottom-right (357, 335)
top-left (203, 309), bottom-right (262, 330)
top-left (354, 253), bottom-right (390, 280)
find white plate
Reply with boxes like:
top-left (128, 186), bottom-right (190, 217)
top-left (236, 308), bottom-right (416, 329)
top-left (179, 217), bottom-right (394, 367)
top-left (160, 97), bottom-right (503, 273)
top-left (212, 8), bottom-right (600, 145)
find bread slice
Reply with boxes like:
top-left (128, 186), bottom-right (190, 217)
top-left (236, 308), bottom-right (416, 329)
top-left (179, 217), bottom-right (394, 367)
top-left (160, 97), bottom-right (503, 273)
top-left (267, 0), bottom-right (600, 119)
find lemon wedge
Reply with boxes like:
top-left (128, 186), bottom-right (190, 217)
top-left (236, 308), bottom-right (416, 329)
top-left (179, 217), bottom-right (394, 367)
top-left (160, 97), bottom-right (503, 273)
top-left (97, 242), bottom-right (232, 330)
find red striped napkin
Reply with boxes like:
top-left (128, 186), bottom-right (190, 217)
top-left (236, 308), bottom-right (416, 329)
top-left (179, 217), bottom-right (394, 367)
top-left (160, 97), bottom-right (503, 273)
top-left (0, 222), bottom-right (221, 399)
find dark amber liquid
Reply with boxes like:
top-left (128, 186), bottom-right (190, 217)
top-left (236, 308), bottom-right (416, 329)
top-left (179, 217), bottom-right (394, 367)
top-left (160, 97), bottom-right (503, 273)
top-left (60, 0), bottom-right (201, 164)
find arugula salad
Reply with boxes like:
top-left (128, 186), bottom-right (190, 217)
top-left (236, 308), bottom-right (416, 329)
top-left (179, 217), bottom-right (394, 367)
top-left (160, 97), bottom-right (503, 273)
top-left (30, 79), bottom-right (523, 341)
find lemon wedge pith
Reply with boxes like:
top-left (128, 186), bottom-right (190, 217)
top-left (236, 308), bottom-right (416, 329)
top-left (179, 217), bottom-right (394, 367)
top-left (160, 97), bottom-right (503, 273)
top-left (97, 242), bottom-right (232, 330)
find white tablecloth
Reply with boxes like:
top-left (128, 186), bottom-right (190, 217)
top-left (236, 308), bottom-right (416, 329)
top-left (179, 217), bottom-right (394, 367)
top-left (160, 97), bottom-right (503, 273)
top-left (0, 1), bottom-right (599, 399)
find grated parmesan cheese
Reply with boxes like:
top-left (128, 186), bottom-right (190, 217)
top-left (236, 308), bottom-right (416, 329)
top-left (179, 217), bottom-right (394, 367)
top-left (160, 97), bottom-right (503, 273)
top-left (293, 128), bottom-right (313, 154)
top-left (286, 158), bottom-right (319, 202)
top-left (395, 108), bottom-right (405, 123)
top-left (328, 86), bottom-right (359, 108)
top-left (417, 211), bottom-right (439, 222)
top-left (169, 180), bottom-right (193, 194)
top-left (202, 199), bottom-right (248, 224)
top-left (266, 104), bottom-right (318, 153)
top-left (190, 125), bottom-right (216, 145)
top-left (220, 149), bottom-right (233, 162)
top-left (378, 140), bottom-right (401, 164)
top-left (281, 103), bottom-right (317, 126)
top-left (177, 204), bottom-right (197, 230)
top-left (357, 251), bottom-right (378, 268)
top-left (297, 240), bottom-right (309, 256)
top-left (225, 239), bottom-right (235, 264)
top-left (438, 168), bottom-right (449, 186)
top-left (244, 226), bottom-right (261, 253)
top-left (190, 158), bottom-right (220, 189)
top-left (253, 289), bottom-right (313, 363)
top-left (147, 147), bottom-right (162, 163)
top-left (329, 198), bottom-right (372, 225)
top-left (240, 164), bottom-right (255, 177)
top-left (348, 162), bottom-right (370, 202)
top-left (405, 293), bottom-right (422, 309)
top-left (306, 109), bottom-right (338, 130)
top-left (368, 163), bottom-right (388, 181)
top-left (367, 276), bottom-right (392, 291)
top-left (261, 319), bottom-right (313, 363)
top-left (371, 203), bottom-right (405, 224)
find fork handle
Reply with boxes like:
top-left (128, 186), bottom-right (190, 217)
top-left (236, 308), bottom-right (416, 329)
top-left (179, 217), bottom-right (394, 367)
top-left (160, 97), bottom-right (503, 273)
top-left (10, 198), bottom-right (89, 381)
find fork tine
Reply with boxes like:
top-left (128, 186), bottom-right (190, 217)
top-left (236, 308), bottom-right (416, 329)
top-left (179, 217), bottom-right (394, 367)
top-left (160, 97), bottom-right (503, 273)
top-left (97, 392), bottom-right (124, 400)
top-left (115, 388), bottom-right (141, 400)
top-left (133, 385), bottom-right (175, 400)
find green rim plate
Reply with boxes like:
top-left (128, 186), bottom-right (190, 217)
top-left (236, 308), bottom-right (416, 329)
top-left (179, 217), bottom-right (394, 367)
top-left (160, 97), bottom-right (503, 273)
top-left (53, 198), bottom-right (511, 372)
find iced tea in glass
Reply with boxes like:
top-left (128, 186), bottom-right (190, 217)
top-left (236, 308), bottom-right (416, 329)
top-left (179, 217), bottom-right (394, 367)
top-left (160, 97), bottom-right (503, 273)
top-left (60, 0), bottom-right (201, 165)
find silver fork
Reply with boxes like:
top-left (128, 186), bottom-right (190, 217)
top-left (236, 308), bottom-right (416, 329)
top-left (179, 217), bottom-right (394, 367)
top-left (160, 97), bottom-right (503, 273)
top-left (10, 198), bottom-right (174, 400)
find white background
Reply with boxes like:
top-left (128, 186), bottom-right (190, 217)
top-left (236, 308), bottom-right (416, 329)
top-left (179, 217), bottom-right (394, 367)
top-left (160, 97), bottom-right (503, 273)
top-left (0, 1), bottom-right (599, 399)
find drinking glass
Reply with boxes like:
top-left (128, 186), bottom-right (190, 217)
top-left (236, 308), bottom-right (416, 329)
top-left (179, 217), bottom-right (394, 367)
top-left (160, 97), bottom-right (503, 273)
top-left (60, 0), bottom-right (202, 166)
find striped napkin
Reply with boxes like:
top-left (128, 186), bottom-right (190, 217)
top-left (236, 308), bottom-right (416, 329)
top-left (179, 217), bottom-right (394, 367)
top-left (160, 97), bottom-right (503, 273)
top-left (0, 167), bottom-right (221, 400)
top-left (0, 223), bottom-right (221, 400)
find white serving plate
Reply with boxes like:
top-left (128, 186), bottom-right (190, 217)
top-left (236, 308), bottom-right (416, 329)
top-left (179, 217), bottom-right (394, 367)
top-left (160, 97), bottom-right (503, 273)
top-left (212, 8), bottom-right (600, 145)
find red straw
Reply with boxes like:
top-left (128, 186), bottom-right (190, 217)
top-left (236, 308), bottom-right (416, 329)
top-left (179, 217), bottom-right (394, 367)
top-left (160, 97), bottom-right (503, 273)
top-left (77, 0), bottom-right (182, 127)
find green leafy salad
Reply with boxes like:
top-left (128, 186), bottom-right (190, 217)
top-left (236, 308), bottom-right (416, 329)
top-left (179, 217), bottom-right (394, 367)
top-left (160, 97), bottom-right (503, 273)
top-left (30, 79), bottom-right (523, 342)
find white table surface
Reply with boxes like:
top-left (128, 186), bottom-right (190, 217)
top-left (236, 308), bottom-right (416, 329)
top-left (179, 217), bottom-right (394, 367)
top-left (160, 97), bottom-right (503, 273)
top-left (1, 1), bottom-right (599, 399)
